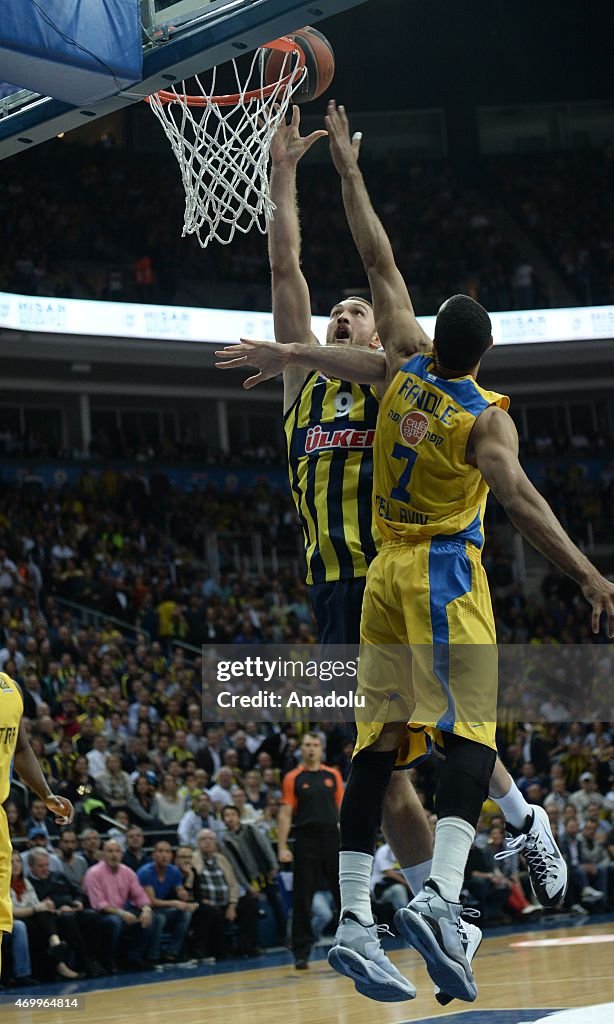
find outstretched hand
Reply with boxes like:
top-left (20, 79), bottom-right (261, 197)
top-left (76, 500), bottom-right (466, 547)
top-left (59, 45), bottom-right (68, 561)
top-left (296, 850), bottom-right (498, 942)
top-left (270, 104), bottom-right (327, 166)
top-left (325, 99), bottom-right (362, 177)
top-left (215, 338), bottom-right (291, 389)
top-left (581, 575), bottom-right (614, 637)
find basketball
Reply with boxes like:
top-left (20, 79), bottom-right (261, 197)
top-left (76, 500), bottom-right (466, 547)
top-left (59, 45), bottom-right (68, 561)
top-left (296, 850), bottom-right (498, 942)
top-left (264, 26), bottom-right (335, 104)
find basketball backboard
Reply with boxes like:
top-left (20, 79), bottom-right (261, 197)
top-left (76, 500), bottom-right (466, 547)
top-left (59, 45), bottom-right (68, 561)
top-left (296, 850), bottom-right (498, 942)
top-left (0, 0), bottom-right (368, 160)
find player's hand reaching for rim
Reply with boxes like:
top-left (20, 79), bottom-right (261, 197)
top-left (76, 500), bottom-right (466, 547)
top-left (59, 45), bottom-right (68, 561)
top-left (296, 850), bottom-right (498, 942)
top-left (580, 573), bottom-right (614, 637)
top-left (270, 104), bottom-right (327, 166)
top-left (325, 99), bottom-right (362, 178)
top-left (215, 338), bottom-right (290, 388)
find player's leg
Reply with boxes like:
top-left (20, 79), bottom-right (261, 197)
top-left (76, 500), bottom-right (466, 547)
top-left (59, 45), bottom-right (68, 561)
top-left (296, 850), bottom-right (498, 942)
top-left (441, 561), bottom-right (566, 909)
top-left (490, 757), bottom-right (567, 907)
top-left (395, 732), bottom-right (494, 1003)
top-left (394, 541), bottom-right (495, 1003)
top-left (311, 565), bottom-right (417, 910)
top-left (425, 754), bottom-right (565, 1006)
top-left (382, 770), bottom-right (433, 897)
top-left (0, 807), bottom-right (13, 977)
top-left (383, 765), bottom-right (482, 1009)
top-left (311, 574), bottom-right (434, 898)
top-left (329, 723), bottom-right (417, 1001)
top-left (328, 550), bottom-right (416, 1001)
top-left (308, 577), bottom-right (366, 648)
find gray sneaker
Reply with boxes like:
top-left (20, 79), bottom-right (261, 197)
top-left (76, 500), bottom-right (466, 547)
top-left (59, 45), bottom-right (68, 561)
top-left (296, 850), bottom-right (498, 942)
top-left (434, 920), bottom-right (482, 1006)
top-left (394, 880), bottom-right (479, 1003)
top-left (327, 912), bottom-right (416, 1002)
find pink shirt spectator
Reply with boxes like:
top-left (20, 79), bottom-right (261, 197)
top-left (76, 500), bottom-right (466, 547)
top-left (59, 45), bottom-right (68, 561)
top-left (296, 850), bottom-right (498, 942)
top-left (83, 860), bottom-right (151, 911)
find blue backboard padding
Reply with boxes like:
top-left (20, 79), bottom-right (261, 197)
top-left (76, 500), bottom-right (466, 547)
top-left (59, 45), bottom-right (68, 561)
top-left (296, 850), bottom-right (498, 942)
top-left (0, 0), bottom-right (142, 105)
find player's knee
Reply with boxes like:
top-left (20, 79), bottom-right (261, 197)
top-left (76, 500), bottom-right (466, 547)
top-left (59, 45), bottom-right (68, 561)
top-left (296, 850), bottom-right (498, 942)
top-left (369, 722), bottom-right (406, 753)
top-left (385, 769), bottom-right (417, 812)
top-left (350, 746), bottom-right (398, 776)
top-left (385, 769), bottom-right (410, 805)
top-left (436, 733), bottom-right (496, 827)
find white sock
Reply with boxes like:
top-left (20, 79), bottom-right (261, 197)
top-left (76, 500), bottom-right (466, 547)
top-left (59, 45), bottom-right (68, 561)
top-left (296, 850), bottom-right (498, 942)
top-left (493, 775), bottom-right (533, 830)
top-left (429, 818), bottom-right (475, 903)
top-left (401, 859), bottom-right (433, 897)
top-left (339, 851), bottom-right (374, 926)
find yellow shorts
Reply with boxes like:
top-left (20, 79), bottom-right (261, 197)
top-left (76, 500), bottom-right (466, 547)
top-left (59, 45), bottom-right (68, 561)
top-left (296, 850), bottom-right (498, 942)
top-left (0, 804), bottom-right (13, 933)
top-left (355, 538), bottom-right (498, 768)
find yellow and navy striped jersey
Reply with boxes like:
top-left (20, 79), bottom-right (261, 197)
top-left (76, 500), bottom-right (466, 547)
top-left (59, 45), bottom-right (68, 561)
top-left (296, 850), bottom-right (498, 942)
top-left (373, 354), bottom-right (509, 547)
top-left (0, 672), bottom-right (23, 803)
top-left (284, 372), bottom-right (380, 584)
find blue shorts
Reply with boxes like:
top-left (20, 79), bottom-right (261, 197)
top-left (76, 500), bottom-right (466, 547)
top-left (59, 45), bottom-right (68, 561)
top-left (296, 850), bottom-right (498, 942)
top-left (308, 578), bottom-right (367, 646)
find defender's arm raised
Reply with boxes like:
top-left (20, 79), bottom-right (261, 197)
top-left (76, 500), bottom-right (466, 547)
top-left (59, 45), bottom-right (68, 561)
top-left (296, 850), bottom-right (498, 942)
top-left (325, 100), bottom-right (431, 378)
top-left (215, 337), bottom-right (385, 388)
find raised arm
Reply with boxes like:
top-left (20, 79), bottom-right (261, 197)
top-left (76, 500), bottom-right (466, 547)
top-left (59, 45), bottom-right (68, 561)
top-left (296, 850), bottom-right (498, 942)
top-left (471, 405), bottom-right (614, 636)
top-left (268, 105), bottom-right (327, 410)
top-left (215, 337), bottom-right (385, 388)
top-left (325, 100), bottom-right (431, 379)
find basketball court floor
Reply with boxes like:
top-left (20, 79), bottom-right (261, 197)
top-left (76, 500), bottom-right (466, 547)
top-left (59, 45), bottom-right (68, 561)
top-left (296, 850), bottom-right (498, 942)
top-left (1, 918), bottom-right (612, 1024)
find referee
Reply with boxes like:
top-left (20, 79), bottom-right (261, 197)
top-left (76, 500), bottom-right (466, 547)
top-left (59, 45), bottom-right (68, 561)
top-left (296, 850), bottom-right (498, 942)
top-left (278, 733), bottom-right (343, 969)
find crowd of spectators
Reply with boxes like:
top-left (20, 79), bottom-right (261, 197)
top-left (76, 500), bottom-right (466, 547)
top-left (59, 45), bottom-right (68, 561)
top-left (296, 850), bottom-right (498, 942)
top-left (0, 457), bottom-right (612, 985)
top-left (485, 448), bottom-right (614, 551)
top-left (490, 148), bottom-right (614, 307)
top-left (2, 642), bottom-right (613, 986)
top-left (6, 139), bottom-right (604, 315)
top-left (537, 458), bottom-right (614, 546)
top-left (0, 454), bottom-right (610, 656)
top-left (0, 449), bottom-right (610, 625)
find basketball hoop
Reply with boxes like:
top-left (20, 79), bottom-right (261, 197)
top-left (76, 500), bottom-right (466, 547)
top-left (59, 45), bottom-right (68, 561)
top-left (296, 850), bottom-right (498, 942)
top-left (146, 38), bottom-right (306, 247)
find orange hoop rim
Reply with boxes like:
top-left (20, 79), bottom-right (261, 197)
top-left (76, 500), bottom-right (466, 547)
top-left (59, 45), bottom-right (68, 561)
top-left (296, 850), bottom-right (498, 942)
top-left (145, 36), bottom-right (306, 108)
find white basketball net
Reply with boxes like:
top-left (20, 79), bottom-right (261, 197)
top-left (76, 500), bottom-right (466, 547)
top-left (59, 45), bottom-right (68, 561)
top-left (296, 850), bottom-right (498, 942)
top-left (147, 46), bottom-right (306, 247)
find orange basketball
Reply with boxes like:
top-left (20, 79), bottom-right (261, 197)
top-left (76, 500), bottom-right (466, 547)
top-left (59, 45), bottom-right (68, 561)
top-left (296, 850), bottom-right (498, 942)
top-left (264, 26), bottom-right (335, 104)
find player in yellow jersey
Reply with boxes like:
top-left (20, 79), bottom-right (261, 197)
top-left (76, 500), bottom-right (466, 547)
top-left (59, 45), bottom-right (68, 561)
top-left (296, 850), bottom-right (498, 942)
top-left (216, 105), bottom-right (575, 1002)
top-left (0, 672), bottom-right (73, 974)
top-left (316, 103), bottom-right (614, 1003)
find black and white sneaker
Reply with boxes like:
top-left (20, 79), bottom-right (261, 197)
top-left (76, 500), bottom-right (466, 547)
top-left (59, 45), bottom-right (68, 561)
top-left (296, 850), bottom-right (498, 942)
top-left (394, 880), bottom-right (480, 1003)
top-left (495, 805), bottom-right (568, 908)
